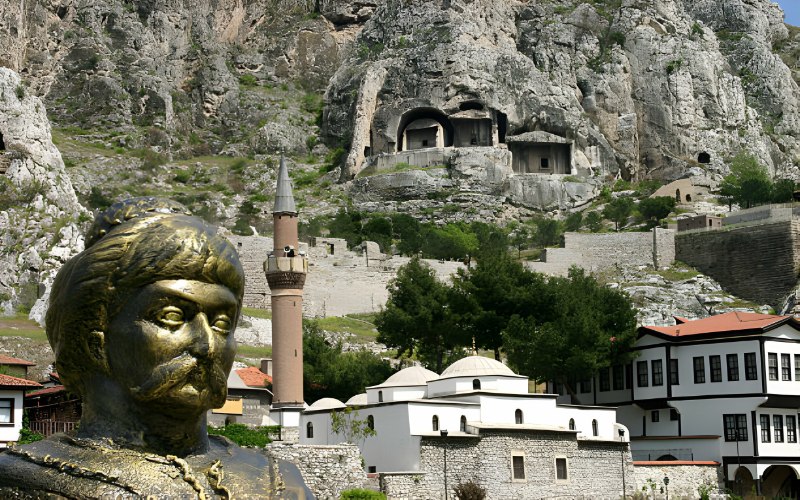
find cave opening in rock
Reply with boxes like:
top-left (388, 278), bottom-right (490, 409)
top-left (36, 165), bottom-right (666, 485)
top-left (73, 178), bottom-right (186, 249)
top-left (397, 108), bottom-right (454, 152)
top-left (0, 132), bottom-right (5, 151)
top-left (698, 152), bottom-right (710, 164)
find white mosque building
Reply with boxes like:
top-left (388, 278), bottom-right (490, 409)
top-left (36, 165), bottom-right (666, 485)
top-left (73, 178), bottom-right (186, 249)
top-left (300, 356), bottom-right (632, 498)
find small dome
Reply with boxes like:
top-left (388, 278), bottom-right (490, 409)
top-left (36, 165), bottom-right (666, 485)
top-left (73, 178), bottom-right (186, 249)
top-left (346, 393), bottom-right (368, 406)
top-left (373, 366), bottom-right (439, 388)
top-left (440, 356), bottom-right (515, 378)
top-left (306, 397), bottom-right (346, 411)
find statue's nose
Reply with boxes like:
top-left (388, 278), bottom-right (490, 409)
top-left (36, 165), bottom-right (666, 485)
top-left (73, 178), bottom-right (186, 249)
top-left (189, 313), bottom-right (216, 357)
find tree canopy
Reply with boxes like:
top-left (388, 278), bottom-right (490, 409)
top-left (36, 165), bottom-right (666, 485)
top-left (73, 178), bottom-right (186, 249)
top-left (603, 196), bottom-right (634, 231)
top-left (718, 152), bottom-right (774, 210)
top-left (638, 196), bottom-right (676, 227)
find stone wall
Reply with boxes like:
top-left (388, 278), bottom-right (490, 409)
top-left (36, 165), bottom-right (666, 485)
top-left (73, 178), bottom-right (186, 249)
top-left (268, 443), bottom-right (369, 499)
top-left (633, 463), bottom-right (723, 499)
top-left (675, 220), bottom-right (800, 307)
top-left (527, 228), bottom-right (676, 276)
top-left (381, 430), bottom-right (634, 500)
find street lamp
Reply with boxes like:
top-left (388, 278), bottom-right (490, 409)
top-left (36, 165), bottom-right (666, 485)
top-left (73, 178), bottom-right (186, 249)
top-left (440, 429), bottom-right (449, 500)
top-left (619, 429), bottom-right (627, 499)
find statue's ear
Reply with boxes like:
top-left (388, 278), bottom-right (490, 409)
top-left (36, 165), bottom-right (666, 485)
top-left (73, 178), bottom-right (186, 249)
top-left (88, 330), bottom-right (111, 374)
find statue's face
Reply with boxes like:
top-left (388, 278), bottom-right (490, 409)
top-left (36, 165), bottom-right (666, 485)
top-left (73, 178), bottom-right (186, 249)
top-left (105, 279), bottom-right (238, 414)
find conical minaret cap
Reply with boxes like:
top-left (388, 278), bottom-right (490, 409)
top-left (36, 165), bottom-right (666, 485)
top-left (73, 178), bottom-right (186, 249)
top-left (273, 157), bottom-right (297, 214)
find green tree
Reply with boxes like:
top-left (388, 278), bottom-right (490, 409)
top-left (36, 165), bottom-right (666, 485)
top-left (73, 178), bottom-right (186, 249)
top-left (638, 196), bottom-right (676, 227)
top-left (772, 178), bottom-right (796, 203)
top-left (303, 320), bottom-right (394, 402)
top-left (585, 211), bottom-right (603, 232)
top-left (718, 152), bottom-right (773, 209)
top-left (506, 222), bottom-right (531, 259)
top-left (533, 218), bottom-right (562, 247)
top-left (375, 257), bottom-right (457, 372)
top-left (502, 267), bottom-right (638, 398)
top-left (450, 254), bottom-right (547, 359)
top-left (422, 224), bottom-right (478, 262)
top-left (330, 406), bottom-right (377, 444)
top-left (603, 197), bottom-right (634, 231)
top-left (391, 213), bottom-right (423, 255)
top-left (564, 212), bottom-right (583, 232)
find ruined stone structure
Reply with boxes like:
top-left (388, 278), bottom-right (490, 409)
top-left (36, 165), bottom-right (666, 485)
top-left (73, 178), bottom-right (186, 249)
top-left (633, 462), bottom-right (723, 499)
top-left (676, 210), bottom-right (800, 308)
top-left (268, 443), bottom-right (371, 500)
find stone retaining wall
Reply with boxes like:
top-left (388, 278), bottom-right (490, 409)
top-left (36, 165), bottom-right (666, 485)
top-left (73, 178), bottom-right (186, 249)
top-left (382, 430), bottom-right (634, 499)
top-left (676, 220), bottom-right (800, 307)
top-left (269, 443), bottom-right (369, 499)
top-left (633, 463), bottom-right (724, 499)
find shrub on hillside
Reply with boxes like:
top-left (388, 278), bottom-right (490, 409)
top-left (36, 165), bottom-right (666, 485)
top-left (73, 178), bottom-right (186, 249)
top-left (339, 489), bottom-right (386, 500)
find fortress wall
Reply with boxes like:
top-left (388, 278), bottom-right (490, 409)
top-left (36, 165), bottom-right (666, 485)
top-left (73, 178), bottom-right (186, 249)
top-left (675, 220), bottom-right (800, 307)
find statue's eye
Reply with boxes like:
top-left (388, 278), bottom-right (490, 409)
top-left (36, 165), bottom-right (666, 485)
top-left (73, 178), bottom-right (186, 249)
top-left (157, 306), bottom-right (185, 328)
top-left (212, 315), bottom-right (232, 334)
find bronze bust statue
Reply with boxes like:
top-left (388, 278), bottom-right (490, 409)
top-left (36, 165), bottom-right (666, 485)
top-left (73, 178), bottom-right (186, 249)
top-left (0, 198), bottom-right (311, 498)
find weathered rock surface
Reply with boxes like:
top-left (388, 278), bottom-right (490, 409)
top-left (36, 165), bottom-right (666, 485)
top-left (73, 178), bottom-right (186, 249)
top-left (0, 68), bottom-right (86, 318)
top-left (324, 0), bottom-right (800, 192)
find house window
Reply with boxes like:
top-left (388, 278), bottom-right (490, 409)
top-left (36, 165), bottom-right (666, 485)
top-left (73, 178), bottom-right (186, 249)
top-left (745, 353), bottom-right (758, 380)
top-left (460, 415), bottom-right (467, 432)
top-left (637, 361), bottom-right (649, 387)
top-left (651, 410), bottom-right (660, 423)
top-left (652, 360), bottom-right (663, 386)
top-left (769, 353), bottom-right (778, 381)
top-left (782, 354), bottom-right (791, 381)
top-left (540, 158), bottom-right (549, 169)
top-left (579, 379), bottom-right (591, 393)
top-left (0, 399), bottom-right (12, 424)
top-left (693, 357), bottom-right (705, 383)
top-left (368, 466), bottom-right (376, 473)
top-left (795, 355), bottom-right (800, 381)
top-left (592, 419), bottom-right (598, 436)
top-left (472, 379), bottom-right (481, 390)
top-left (761, 415), bottom-right (771, 443)
top-left (599, 368), bottom-right (610, 391)
top-left (670, 409), bottom-right (679, 421)
top-left (306, 422), bottom-right (314, 439)
top-left (555, 457), bottom-right (568, 481)
top-left (669, 359), bottom-right (679, 385)
top-left (378, 390), bottom-right (383, 402)
top-left (625, 364), bottom-right (633, 389)
top-left (432, 415), bottom-right (439, 432)
top-left (727, 353), bottom-right (739, 381)
top-left (367, 415), bottom-right (374, 430)
top-left (787, 415), bottom-right (797, 443)
top-left (512, 454), bottom-right (526, 481)
top-left (569, 418), bottom-right (575, 431)
top-left (774, 415), bottom-right (784, 443)
top-left (710, 355), bottom-right (722, 383)
top-left (723, 414), bottom-right (747, 442)
top-left (515, 409), bottom-right (523, 425)
top-left (612, 365), bottom-right (624, 390)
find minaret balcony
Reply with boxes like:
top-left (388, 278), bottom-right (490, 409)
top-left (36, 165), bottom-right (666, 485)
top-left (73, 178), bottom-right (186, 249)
top-left (265, 255), bottom-right (309, 275)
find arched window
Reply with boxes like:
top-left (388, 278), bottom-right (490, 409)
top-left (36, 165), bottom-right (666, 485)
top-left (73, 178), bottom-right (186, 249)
top-left (515, 409), bottom-right (523, 425)
top-left (675, 189), bottom-right (681, 202)
top-left (306, 422), bottom-right (314, 438)
top-left (569, 418), bottom-right (576, 431)
top-left (592, 419), bottom-right (598, 436)
top-left (460, 415), bottom-right (467, 432)
top-left (472, 379), bottom-right (481, 390)
top-left (378, 390), bottom-right (383, 403)
top-left (432, 415), bottom-right (440, 432)
top-left (367, 415), bottom-right (374, 430)
top-left (686, 194), bottom-right (692, 202)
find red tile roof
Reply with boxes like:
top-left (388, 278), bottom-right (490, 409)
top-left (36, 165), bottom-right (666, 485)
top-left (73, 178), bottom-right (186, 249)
top-left (236, 367), bottom-right (272, 388)
top-left (0, 355), bottom-right (36, 366)
top-left (0, 373), bottom-right (42, 388)
top-left (640, 311), bottom-right (791, 339)
top-left (26, 385), bottom-right (66, 398)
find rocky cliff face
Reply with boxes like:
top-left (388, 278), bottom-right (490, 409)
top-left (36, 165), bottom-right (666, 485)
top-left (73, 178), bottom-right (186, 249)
top-left (324, 0), bottom-right (799, 189)
top-left (0, 68), bottom-right (85, 317)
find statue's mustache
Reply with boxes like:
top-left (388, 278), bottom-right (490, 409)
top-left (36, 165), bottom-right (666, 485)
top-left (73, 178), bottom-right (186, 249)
top-left (130, 353), bottom-right (226, 401)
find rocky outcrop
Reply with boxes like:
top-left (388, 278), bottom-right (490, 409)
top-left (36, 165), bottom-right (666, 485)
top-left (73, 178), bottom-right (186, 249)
top-left (0, 68), bottom-right (86, 318)
top-left (324, 0), bottom-right (799, 190)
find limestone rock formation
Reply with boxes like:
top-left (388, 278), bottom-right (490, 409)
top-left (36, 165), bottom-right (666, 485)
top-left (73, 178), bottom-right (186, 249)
top-left (323, 0), bottom-right (800, 210)
top-left (0, 68), bottom-right (85, 318)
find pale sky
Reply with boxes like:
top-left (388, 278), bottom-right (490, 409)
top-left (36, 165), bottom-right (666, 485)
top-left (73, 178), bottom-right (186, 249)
top-left (775, 0), bottom-right (800, 26)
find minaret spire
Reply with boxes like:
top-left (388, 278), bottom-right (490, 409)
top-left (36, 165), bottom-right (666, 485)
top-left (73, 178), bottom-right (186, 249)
top-left (273, 156), bottom-right (297, 215)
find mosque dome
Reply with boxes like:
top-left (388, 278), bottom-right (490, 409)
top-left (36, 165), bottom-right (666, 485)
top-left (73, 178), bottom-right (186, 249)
top-left (372, 366), bottom-right (439, 388)
top-left (440, 356), bottom-right (516, 378)
top-left (346, 393), bottom-right (368, 406)
top-left (306, 397), bottom-right (346, 411)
